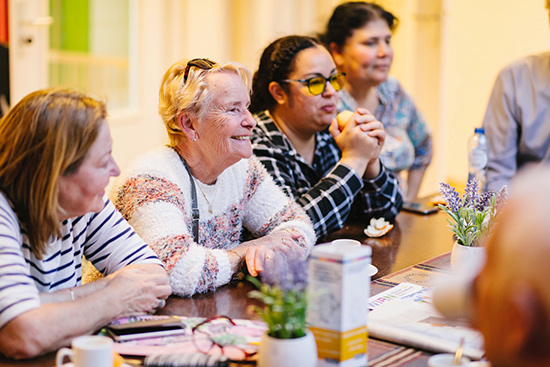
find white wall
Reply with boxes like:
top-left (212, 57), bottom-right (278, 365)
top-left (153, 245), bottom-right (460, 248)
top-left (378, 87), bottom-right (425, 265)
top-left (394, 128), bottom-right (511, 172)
top-left (442, 0), bottom-right (549, 186)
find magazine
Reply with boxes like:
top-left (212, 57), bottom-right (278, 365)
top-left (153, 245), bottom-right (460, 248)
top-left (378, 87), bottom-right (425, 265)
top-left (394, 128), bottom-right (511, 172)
top-left (368, 283), bottom-right (485, 360)
top-left (101, 315), bottom-right (267, 361)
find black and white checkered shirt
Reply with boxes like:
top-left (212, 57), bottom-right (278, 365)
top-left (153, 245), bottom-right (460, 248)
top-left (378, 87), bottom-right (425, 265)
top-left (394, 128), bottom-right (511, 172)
top-left (251, 111), bottom-right (403, 239)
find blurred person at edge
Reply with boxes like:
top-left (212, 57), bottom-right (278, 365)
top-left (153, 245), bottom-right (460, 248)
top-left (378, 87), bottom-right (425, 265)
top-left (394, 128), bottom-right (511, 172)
top-left (0, 88), bottom-right (171, 359)
top-left (481, 0), bottom-right (550, 191)
top-left (434, 166), bottom-right (550, 367)
top-left (249, 35), bottom-right (402, 240)
top-left (320, 1), bottom-right (433, 202)
top-left (111, 58), bottom-right (315, 297)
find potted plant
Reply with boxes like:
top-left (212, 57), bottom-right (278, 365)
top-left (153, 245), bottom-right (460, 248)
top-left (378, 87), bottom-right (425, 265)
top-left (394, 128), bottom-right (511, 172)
top-left (248, 247), bottom-right (317, 367)
top-left (438, 178), bottom-right (507, 271)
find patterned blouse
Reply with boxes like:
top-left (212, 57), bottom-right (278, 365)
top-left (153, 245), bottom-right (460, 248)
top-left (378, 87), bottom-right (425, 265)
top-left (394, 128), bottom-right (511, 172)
top-left (251, 111), bottom-right (402, 239)
top-left (111, 146), bottom-right (316, 297)
top-left (338, 77), bottom-right (433, 172)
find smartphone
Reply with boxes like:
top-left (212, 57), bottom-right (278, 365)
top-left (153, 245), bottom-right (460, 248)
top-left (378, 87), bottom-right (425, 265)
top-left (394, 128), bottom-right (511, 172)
top-left (402, 201), bottom-right (439, 215)
top-left (105, 317), bottom-right (186, 341)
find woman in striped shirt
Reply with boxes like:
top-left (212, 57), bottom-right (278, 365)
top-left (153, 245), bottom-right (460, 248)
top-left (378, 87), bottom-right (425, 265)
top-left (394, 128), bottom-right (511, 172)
top-left (0, 88), bottom-right (171, 359)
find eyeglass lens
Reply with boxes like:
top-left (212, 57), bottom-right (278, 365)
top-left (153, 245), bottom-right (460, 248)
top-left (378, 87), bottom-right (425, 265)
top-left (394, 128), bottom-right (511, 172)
top-left (192, 316), bottom-right (255, 361)
top-left (308, 73), bottom-right (345, 95)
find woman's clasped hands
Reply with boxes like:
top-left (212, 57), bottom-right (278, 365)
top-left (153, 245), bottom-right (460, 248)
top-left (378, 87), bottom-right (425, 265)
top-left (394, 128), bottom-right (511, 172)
top-left (330, 108), bottom-right (386, 178)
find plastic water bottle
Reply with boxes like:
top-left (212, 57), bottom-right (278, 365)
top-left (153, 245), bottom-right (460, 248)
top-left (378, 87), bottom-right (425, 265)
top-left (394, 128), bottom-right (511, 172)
top-left (467, 127), bottom-right (489, 192)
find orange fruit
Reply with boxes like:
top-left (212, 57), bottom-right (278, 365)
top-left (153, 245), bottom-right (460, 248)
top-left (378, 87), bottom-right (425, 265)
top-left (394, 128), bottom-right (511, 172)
top-left (336, 110), bottom-right (354, 131)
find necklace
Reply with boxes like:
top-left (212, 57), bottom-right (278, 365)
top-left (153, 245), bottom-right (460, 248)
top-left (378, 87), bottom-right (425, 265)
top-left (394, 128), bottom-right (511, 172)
top-left (194, 179), bottom-right (218, 214)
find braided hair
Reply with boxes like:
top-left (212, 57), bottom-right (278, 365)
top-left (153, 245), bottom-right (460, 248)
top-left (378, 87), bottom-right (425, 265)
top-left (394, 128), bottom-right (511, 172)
top-left (250, 35), bottom-right (320, 114)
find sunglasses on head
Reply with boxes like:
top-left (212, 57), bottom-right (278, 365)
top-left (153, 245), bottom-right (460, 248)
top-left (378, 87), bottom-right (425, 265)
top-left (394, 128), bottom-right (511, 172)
top-left (280, 72), bottom-right (346, 95)
top-left (183, 58), bottom-right (217, 83)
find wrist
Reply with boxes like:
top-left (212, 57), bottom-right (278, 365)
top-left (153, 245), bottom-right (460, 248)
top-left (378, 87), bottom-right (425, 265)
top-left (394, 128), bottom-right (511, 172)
top-left (340, 156), bottom-right (368, 177)
top-left (68, 287), bottom-right (76, 301)
top-left (228, 249), bottom-right (246, 281)
top-left (364, 159), bottom-right (381, 179)
top-left (227, 249), bottom-right (245, 275)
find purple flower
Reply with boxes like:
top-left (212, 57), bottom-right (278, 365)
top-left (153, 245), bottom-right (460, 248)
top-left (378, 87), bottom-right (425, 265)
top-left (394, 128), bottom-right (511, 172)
top-left (494, 186), bottom-right (508, 211)
top-left (464, 178), bottom-right (481, 208)
top-left (260, 246), bottom-right (308, 293)
top-left (439, 183), bottom-right (461, 212)
top-left (439, 179), bottom-right (508, 247)
top-left (477, 191), bottom-right (494, 211)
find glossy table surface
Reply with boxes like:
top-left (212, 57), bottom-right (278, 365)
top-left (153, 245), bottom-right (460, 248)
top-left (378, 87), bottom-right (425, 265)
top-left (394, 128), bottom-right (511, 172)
top-left (0, 209), bottom-right (455, 366)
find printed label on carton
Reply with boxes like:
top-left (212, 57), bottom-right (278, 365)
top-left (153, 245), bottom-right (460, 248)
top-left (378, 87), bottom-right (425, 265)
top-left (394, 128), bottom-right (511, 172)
top-left (307, 243), bottom-right (371, 367)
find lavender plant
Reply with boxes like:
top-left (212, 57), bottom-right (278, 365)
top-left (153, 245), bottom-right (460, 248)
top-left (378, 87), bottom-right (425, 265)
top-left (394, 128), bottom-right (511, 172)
top-left (247, 247), bottom-right (308, 339)
top-left (438, 178), bottom-right (507, 247)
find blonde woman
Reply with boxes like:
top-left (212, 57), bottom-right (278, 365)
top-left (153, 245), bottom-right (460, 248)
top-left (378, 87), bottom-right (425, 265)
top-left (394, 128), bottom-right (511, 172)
top-left (0, 88), bottom-right (170, 359)
top-left (111, 59), bottom-right (315, 297)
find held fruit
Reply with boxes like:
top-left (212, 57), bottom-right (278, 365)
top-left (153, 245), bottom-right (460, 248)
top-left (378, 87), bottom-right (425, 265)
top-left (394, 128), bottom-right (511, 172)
top-left (336, 110), bottom-right (354, 131)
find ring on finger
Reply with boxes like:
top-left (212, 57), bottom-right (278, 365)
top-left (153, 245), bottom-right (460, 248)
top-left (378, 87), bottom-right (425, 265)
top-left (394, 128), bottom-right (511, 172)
top-left (157, 299), bottom-right (166, 309)
top-left (282, 238), bottom-right (286, 245)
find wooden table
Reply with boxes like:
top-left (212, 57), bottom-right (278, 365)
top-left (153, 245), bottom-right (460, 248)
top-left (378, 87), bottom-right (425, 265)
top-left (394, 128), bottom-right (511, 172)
top-left (0, 210), bottom-right (455, 366)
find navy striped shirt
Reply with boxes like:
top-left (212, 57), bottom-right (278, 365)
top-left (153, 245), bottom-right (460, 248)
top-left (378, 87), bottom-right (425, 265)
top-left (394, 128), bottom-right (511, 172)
top-left (0, 193), bottom-right (162, 328)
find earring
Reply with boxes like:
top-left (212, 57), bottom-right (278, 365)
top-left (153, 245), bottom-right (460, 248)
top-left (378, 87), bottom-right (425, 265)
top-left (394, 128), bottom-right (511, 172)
top-left (192, 137), bottom-right (197, 142)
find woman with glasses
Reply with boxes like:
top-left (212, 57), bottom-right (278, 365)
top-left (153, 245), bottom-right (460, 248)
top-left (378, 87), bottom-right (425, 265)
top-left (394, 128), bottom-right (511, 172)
top-left (0, 88), bottom-right (170, 359)
top-left (111, 58), bottom-right (315, 297)
top-left (250, 35), bottom-right (402, 239)
top-left (320, 2), bottom-right (433, 202)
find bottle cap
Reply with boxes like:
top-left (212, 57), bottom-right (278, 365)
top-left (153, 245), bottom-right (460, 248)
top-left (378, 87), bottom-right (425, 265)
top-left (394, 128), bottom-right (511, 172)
top-left (474, 127), bottom-right (485, 134)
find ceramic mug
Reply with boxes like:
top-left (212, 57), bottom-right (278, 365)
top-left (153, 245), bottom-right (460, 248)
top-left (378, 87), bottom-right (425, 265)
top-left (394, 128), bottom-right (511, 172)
top-left (428, 353), bottom-right (471, 367)
top-left (331, 239), bottom-right (361, 248)
top-left (56, 335), bottom-right (113, 367)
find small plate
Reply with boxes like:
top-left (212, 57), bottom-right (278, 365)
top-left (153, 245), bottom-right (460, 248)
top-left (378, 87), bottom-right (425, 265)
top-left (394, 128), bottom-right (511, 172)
top-left (428, 353), bottom-right (471, 367)
top-left (368, 264), bottom-right (378, 277)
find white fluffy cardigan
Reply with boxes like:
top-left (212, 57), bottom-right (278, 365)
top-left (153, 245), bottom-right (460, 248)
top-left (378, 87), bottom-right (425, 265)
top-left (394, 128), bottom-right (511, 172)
top-left (110, 146), bottom-right (316, 296)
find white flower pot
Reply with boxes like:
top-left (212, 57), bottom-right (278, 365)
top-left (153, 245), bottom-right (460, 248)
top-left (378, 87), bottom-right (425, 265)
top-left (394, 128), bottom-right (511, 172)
top-left (258, 330), bottom-right (317, 367)
top-left (450, 241), bottom-right (486, 274)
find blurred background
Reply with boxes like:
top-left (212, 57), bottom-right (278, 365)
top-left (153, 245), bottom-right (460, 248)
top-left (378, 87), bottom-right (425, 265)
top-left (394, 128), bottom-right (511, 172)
top-left (1, 0), bottom-right (549, 196)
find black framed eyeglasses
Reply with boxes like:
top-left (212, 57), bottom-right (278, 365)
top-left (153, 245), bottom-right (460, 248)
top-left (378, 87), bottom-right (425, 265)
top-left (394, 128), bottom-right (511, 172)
top-left (191, 315), bottom-right (258, 362)
top-left (281, 72), bottom-right (346, 95)
top-left (183, 58), bottom-right (217, 83)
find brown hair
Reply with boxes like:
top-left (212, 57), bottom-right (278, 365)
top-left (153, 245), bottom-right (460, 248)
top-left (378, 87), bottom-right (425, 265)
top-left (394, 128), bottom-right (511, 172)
top-left (0, 88), bottom-right (107, 258)
top-left (319, 1), bottom-right (399, 49)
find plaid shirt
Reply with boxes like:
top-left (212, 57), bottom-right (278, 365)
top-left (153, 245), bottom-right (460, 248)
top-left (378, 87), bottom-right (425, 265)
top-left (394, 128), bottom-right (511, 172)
top-left (251, 111), bottom-right (403, 239)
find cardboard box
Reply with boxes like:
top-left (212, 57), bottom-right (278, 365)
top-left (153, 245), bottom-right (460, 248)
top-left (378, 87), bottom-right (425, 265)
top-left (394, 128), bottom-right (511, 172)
top-left (307, 243), bottom-right (371, 367)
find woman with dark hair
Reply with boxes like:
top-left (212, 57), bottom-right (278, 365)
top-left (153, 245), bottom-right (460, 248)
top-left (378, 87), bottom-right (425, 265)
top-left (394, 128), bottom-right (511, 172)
top-left (320, 1), bottom-right (432, 202)
top-left (0, 88), bottom-right (170, 359)
top-left (250, 35), bottom-right (402, 239)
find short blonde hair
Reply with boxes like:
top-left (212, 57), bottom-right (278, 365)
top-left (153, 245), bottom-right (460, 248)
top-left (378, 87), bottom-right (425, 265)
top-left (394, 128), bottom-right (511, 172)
top-left (159, 59), bottom-right (252, 146)
top-left (0, 88), bottom-right (106, 258)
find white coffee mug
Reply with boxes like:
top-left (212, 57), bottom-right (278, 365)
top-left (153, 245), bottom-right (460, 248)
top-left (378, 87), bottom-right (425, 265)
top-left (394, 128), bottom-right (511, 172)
top-left (427, 353), bottom-right (471, 367)
top-left (331, 239), bottom-right (361, 248)
top-left (56, 335), bottom-right (113, 367)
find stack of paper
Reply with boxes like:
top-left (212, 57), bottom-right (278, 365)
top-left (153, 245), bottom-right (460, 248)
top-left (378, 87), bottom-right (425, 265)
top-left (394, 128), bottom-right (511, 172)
top-left (368, 283), bottom-right (485, 360)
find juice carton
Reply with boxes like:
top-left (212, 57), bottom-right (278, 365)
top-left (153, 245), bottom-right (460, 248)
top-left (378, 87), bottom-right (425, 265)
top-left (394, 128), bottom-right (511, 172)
top-left (307, 242), bottom-right (371, 367)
